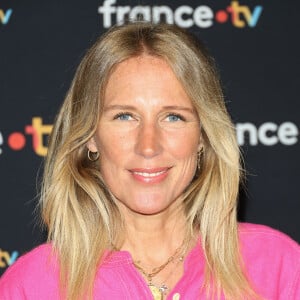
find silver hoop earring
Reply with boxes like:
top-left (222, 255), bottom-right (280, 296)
top-left (88, 150), bottom-right (99, 162)
top-left (197, 147), bottom-right (204, 170)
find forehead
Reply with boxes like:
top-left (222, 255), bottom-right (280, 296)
top-left (103, 55), bottom-right (194, 108)
top-left (111, 55), bottom-right (169, 75)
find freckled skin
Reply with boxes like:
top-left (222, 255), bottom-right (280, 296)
top-left (88, 55), bottom-right (201, 216)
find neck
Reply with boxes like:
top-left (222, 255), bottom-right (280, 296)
top-left (118, 203), bottom-right (188, 265)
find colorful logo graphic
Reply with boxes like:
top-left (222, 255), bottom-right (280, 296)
top-left (98, 0), bottom-right (263, 29)
top-left (0, 248), bottom-right (19, 268)
top-left (0, 8), bottom-right (12, 25)
top-left (0, 117), bottom-right (53, 157)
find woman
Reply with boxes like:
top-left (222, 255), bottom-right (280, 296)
top-left (0, 22), bottom-right (299, 300)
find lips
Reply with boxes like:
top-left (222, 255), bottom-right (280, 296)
top-left (129, 167), bottom-right (170, 184)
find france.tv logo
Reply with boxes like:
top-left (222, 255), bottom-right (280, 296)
top-left (0, 8), bottom-right (12, 25)
top-left (98, 0), bottom-right (263, 29)
top-left (0, 248), bottom-right (19, 269)
top-left (0, 117), bottom-right (53, 157)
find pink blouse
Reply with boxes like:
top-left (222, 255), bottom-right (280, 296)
top-left (0, 223), bottom-right (299, 299)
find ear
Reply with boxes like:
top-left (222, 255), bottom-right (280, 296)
top-left (86, 137), bottom-right (98, 152)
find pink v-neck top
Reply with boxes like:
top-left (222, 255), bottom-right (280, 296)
top-left (0, 223), bottom-right (299, 299)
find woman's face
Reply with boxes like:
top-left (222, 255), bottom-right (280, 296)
top-left (88, 55), bottom-right (201, 216)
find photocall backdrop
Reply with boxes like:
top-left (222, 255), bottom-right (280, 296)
top-left (0, 0), bottom-right (299, 275)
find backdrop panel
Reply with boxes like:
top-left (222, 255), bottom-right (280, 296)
top-left (0, 0), bottom-right (299, 275)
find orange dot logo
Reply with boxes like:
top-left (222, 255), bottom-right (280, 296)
top-left (7, 132), bottom-right (26, 150)
top-left (215, 10), bottom-right (228, 23)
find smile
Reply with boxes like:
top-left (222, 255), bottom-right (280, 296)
top-left (132, 170), bottom-right (166, 177)
top-left (129, 168), bottom-right (170, 183)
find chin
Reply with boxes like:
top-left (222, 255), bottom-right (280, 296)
top-left (115, 193), bottom-right (177, 216)
top-left (136, 206), bottom-right (165, 215)
top-left (130, 200), bottom-right (172, 216)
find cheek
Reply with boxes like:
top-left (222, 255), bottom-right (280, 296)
top-left (98, 130), bottom-right (131, 155)
top-left (96, 130), bottom-right (132, 173)
top-left (165, 129), bottom-right (199, 159)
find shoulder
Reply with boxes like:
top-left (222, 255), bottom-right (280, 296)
top-left (0, 244), bottom-right (59, 298)
top-left (1, 243), bottom-right (56, 277)
top-left (238, 223), bottom-right (300, 298)
top-left (238, 222), bottom-right (299, 252)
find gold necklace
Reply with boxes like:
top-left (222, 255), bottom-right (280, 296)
top-left (133, 244), bottom-right (185, 300)
top-left (151, 255), bottom-right (184, 299)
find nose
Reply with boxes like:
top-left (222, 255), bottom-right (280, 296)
top-left (135, 121), bottom-right (162, 158)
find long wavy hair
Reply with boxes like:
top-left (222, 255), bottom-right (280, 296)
top-left (40, 22), bottom-right (257, 299)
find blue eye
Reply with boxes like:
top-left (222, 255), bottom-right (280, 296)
top-left (166, 114), bottom-right (184, 122)
top-left (114, 113), bottom-right (133, 121)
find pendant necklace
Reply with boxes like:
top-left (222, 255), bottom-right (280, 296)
top-left (149, 255), bottom-right (184, 300)
top-left (133, 244), bottom-right (185, 300)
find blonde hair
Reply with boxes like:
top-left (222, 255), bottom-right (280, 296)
top-left (41, 22), bottom-right (257, 299)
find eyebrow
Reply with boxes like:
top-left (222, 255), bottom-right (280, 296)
top-left (103, 105), bottom-right (137, 112)
top-left (103, 105), bottom-right (196, 113)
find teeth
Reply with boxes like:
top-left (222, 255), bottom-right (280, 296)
top-left (133, 171), bottom-right (165, 177)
